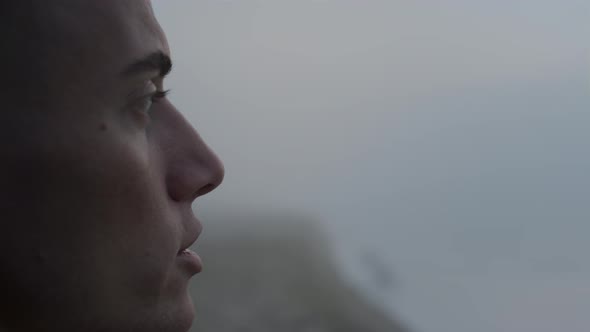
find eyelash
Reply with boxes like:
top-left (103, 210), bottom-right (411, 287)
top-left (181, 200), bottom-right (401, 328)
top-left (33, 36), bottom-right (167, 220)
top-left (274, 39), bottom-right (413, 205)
top-left (131, 89), bottom-right (171, 124)
top-left (151, 89), bottom-right (171, 102)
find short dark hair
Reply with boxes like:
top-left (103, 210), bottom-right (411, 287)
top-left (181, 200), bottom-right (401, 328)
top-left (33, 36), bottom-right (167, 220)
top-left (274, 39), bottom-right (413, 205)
top-left (0, 1), bottom-right (51, 109)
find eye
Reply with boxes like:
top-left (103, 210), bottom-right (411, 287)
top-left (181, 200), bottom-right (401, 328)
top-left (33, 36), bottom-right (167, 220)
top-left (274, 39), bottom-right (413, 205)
top-left (130, 83), bottom-right (171, 123)
top-left (151, 89), bottom-right (171, 104)
top-left (136, 90), bottom-right (170, 113)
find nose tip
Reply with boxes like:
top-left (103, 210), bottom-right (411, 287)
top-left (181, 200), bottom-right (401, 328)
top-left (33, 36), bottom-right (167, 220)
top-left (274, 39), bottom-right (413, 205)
top-left (192, 152), bottom-right (225, 200)
top-left (165, 136), bottom-right (225, 203)
top-left (169, 148), bottom-right (224, 203)
top-left (161, 103), bottom-right (225, 203)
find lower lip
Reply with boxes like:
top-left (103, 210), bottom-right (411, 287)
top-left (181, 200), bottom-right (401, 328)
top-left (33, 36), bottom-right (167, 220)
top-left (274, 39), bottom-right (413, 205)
top-left (177, 249), bottom-right (202, 274)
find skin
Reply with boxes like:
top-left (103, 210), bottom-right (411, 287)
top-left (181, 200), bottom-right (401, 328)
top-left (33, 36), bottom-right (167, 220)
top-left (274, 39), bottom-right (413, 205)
top-left (0, 1), bottom-right (224, 332)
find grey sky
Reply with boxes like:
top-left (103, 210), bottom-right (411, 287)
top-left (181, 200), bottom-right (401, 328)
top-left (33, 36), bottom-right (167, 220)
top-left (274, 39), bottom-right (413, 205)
top-left (154, 1), bottom-right (590, 331)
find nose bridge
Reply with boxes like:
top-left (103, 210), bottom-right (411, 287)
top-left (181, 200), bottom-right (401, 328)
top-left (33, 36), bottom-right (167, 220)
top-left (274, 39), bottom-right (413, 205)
top-left (162, 106), bottom-right (224, 203)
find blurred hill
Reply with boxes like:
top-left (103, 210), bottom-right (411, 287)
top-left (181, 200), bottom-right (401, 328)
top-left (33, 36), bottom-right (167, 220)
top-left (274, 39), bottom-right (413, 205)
top-left (189, 210), bottom-right (409, 332)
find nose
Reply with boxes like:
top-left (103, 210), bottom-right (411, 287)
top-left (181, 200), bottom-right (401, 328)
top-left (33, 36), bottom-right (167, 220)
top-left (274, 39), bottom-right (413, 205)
top-left (159, 104), bottom-right (225, 203)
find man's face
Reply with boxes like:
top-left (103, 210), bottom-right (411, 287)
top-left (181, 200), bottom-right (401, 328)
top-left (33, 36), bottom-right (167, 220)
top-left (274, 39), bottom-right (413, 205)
top-left (0, 1), bottom-right (224, 332)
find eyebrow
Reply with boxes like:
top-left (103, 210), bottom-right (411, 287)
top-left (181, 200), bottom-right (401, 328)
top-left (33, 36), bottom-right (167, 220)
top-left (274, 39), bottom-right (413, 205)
top-left (121, 51), bottom-right (172, 78)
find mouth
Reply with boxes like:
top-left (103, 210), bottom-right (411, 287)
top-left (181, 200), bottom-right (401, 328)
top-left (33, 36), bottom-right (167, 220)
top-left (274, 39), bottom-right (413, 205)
top-left (177, 248), bottom-right (203, 274)
top-left (177, 218), bottom-right (204, 274)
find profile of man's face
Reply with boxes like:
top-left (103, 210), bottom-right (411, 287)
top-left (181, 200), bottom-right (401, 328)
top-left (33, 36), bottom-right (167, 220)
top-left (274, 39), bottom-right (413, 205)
top-left (0, 1), bottom-right (224, 332)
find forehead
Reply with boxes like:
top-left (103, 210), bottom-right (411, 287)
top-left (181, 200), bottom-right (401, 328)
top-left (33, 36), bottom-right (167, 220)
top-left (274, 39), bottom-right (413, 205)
top-left (41, 0), bottom-right (169, 90)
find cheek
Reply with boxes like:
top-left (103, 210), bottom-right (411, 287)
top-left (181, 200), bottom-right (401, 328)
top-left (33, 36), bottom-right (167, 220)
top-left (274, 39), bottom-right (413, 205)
top-left (25, 129), bottom-right (181, 310)
top-left (1, 92), bottom-right (190, 330)
top-left (0, 158), bottom-right (177, 331)
top-left (56, 139), bottom-right (177, 269)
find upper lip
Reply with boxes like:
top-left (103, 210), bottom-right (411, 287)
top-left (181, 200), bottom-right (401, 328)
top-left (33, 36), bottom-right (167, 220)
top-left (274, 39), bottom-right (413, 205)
top-left (178, 218), bottom-right (203, 254)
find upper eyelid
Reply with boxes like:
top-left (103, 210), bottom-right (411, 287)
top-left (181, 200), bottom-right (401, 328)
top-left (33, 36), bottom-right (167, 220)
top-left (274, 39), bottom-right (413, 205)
top-left (131, 89), bottom-right (170, 111)
top-left (153, 89), bottom-right (171, 99)
top-left (126, 80), bottom-right (157, 99)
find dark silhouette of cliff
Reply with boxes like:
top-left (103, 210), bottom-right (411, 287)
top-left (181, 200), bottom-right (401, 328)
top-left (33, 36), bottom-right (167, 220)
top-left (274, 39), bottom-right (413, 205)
top-left (189, 209), bottom-right (410, 332)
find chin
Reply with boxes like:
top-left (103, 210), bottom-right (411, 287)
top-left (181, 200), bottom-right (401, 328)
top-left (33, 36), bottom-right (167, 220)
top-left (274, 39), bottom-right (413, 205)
top-left (167, 291), bottom-right (196, 332)
top-left (178, 296), bottom-right (196, 332)
top-left (149, 267), bottom-right (198, 331)
top-left (137, 291), bottom-right (195, 332)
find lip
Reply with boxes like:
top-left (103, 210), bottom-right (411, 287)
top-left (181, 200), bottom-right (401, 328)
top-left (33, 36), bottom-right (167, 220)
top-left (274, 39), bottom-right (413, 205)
top-left (178, 216), bottom-right (203, 252)
top-left (177, 216), bottom-right (203, 274)
top-left (177, 248), bottom-right (203, 274)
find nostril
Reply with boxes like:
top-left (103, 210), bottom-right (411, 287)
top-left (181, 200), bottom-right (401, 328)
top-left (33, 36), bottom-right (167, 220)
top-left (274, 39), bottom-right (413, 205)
top-left (193, 183), bottom-right (217, 199)
top-left (165, 154), bottom-right (224, 203)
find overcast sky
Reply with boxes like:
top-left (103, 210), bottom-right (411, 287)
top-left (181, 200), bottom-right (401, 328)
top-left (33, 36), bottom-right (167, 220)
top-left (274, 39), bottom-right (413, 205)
top-left (154, 2), bottom-right (590, 332)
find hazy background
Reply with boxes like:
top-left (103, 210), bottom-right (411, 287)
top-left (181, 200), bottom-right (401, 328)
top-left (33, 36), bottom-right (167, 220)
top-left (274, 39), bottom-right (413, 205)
top-left (153, 1), bottom-right (590, 332)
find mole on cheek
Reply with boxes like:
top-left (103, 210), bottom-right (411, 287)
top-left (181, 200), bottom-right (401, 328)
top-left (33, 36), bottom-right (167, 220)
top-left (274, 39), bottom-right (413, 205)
top-left (99, 123), bottom-right (108, 132)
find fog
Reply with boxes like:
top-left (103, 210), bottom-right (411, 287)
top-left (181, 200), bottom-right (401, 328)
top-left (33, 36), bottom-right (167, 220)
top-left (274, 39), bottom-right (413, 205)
top-left (153, 1), bottom-right (590, 332)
